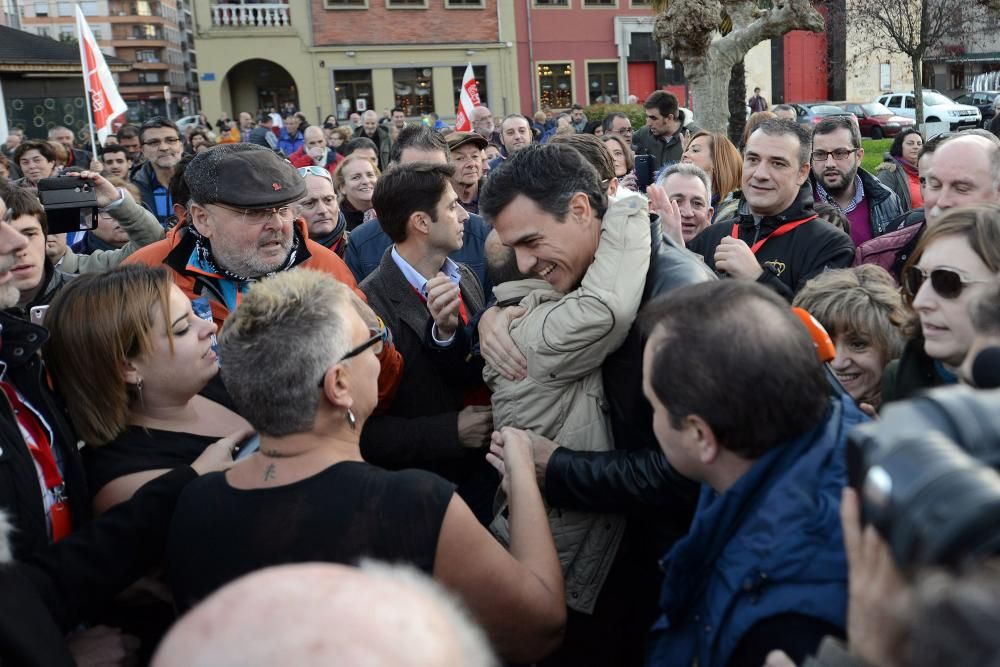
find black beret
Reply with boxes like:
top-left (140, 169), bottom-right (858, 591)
top-left (184, 143), bottom-right (306, 209)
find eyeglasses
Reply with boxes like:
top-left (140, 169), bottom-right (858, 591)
top-left (141, 136), bottom-right (181, 148)
top-left (316, 326), bottom-right (385, 387)
top-left (612, 127), bottom-right (633, 136)
top-left (903, 266), bottom-right (994, 300)
top-left (298, 165), bottom-right (332, 181)
top-left (810, 148), bottom-right (859, 162)
top-left (211, 202), bottom-right (296, 226)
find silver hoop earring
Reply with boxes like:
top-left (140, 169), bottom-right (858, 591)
top-left (345, 408), bottom-right (356, 431)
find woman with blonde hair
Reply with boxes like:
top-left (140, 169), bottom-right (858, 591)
top-left (739, 110), bottom-right (776, 151)
top-left (43, 264), bottom-right (251, 513)
top-left (882, 204), bottom-right (1000, 403)
top-left (793, 264), bottom-right (906, 408)
top-left (681, 130), bottom-right (743, 222)
top-left (334, 153), bottom-right (380, 232)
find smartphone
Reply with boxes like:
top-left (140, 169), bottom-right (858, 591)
top-left (634, 153), bottom-right (655, 193)
top-left (29, 305), bottom-right (49, 327)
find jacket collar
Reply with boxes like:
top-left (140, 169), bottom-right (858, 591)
top-left (164, 218), bottom-right (314, 277)
top-left (0, 310), bottom-right (48, 370)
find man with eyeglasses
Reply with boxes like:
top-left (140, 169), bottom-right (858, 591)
top-left (809, 117), bottom-right (902, 246)
top-left (602, 112), bottom-right (633, 140)
top-left (130, 116), bottom-right (183, 228)
top-left (687, 119), bottom-right (854, 299)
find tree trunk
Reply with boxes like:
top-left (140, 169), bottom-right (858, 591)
top-left (912, 53), bottom-right (925, 133)
top-left (686, 56), bottom-right (735, 133)
top-left (727, 61), bottom-right (747, 145)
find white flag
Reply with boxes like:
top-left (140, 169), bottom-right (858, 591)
top-left (454, 63), bottom-right (481, 132)
top-left (76, 6), bottom-right (127, 144)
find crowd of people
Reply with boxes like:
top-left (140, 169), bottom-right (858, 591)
top-left (0, 86), bottom-right (999, 667)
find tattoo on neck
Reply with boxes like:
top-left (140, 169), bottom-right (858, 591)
top-left (263, 463), bottom-right (277, 481)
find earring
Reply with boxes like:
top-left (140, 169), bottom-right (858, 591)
top-left (345, 408), bottom-right (356, 431)
top-left (135, 378), bottom-right (144, 407)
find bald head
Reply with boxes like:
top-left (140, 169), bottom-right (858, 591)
top-left (925, 135), bottom-right (1000, 224)
top-left (153, 562), bottom-right (497, 667)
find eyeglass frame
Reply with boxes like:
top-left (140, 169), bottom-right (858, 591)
top-left (903, 265), bottom-right (994, 300)
top-left (207, 202), bottom-right (297, 226)
top-left (810, 148), bottom-right (860, 163)
top-left (316, 326), bottom-right (385, 388)
top-left (141, 136), bottom-right (181, 148)
top-left (610, 126), bottom-right (633, 136)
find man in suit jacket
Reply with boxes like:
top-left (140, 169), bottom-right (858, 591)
top-left (361, 162), bottom-right (496, 522)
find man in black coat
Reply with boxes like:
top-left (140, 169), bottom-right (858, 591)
top-left (477, 143), bottom-right (714, 665)
top-left (360, 162), bottom-right (495, 522)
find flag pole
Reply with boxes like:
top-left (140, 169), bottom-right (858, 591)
top-left (76, 8), bottom-right (99, 159)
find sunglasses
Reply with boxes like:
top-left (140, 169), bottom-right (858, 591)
top-left (316, 326), bottom-right (386, 387)
top-left (904, 266), bottom-right (993, 300)
top-left (298, 165), bottom-right (332, 181)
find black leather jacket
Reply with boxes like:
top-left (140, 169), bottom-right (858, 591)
top-left (544, 221), bottom-right (715, 552)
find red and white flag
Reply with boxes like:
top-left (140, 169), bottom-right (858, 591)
top-left (76, 6), bottom-right (127, 144)
top-left (454, 63), bottom-right (481, 132)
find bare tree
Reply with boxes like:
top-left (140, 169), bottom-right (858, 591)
top-left (846, 0), bottom-right (990, 128)
top-left (652, 0), bottom-right (825, 133)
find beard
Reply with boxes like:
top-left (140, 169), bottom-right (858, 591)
top-left (211, 229), bottom-right (293, 278)
top-left (820, 163), bottom-right (859, 196)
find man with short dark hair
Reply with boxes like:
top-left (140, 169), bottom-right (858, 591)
top-left (390, 107), bottom-right (407, 134)
top-left (687, 119), bottom-right (854, 299)
top-left (116, 124), bottom-right (142, 162)
top-left (343, 137), bottom-right (379, 164)
top-left (354, 109), bottom-right (392, 170)
top-left (570, 104), bottom-right (587, 133)
top-left (773, 104), bottom-right (797, 121)
top-left (602, 112), bottom-right (633, 141)
top-left (131, 116), bottom-right (183, 228)
top-left (99, 144), bottom-right (132, 179)
top-left (642, 279), bottom-right (863, 666)
top-left (344, 125), bottom-right (491, 292)
top-left (810, 117), bottom-right (902, 245)
top-left (748, 86), bottom-right (768, 113)
top-left (633, 91), bottom-right (690, 171)
top-left (361, 162), bottom-right (494, 520)
top-left (475, 143), bottom-right (714, 663)
top-left (248, 114), bottom-right (278, 149)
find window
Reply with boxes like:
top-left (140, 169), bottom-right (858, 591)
top-left (583, 0), bottom-right (616, 5)
top-left (136, 49), bottom-right (160, 63)
top-left (393, 68), bottom-right (434, 116)
top-left (80, 1), bottom-right (98, 15)
top-left (537, 62), bottom-right (572, 109)
top-left (57, 1), bottom-right (71, 15)
top-left (325, 0), bottom-right (366, 7)
top-left (452, 65), bottom-right (488, 111)
top-left (534, 0), bottom-right (568, 6)
top-left (35, 1), bottom-right (49, 16)
top-left (333, 69), bottom-right (373, 119)
top-left (879, 63), bottom-right (890, 90)
top-left (386, 0), bottom-right (426, 6)
top-left (446, 0), bottom-right (483, 5)
top-left (587, 62), bottom-right (618, 104)
top-left (903, 96), bottom-right (915, 110)
top-left (138, 71), bottom-right (161, 83)
top-left (887, 95), bottom-right (901, 108)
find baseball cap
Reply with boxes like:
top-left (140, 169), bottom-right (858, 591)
top-left (185, 143), bottom-right (305, 209)
top-left (445, 132), bottom-right (488, 152)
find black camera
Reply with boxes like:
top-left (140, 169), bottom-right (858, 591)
top-left (36, 175), bottom-right (98, 235)
top-left (634, 152), bottom-right (655, 193)
top-left (847, 386), bottom-right (1000, 570)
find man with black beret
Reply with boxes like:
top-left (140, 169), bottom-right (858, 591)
top-left (123, 144), bottom-right (403, 403)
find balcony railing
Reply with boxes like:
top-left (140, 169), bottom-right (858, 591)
top-left (211, 3), bottom-right (290, 28)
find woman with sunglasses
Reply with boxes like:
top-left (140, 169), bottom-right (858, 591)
top-left (43, 265), bottom-right (253, 514)
top-left (882, 204), bottom-right (1000, 404)
top-left (166, 272), bottom-right (564, 663)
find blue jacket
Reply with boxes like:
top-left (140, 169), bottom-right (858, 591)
top-left (277, 128), bottom-right (303, 156)
top-left (344, 213), bottom-right (492, 297)
top-left (647, 392), bottom-right (866, 667)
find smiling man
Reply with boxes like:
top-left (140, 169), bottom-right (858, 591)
top-left (488, 114), bottom-right (533, 170)
top-left (687, 118), bottom-right (854, 299)
top-left (131, 117), bottom-right (183, 228)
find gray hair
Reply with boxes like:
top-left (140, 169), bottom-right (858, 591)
top-left (656, 162), bottom-right (713, 202)
top-left (219, 269), bottom-right (353, 436)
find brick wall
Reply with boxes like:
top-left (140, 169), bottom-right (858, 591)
top-left (311, 0), bottom-right (499, 46)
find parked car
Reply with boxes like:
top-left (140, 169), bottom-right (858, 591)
top-left (831, 102), bottom-right (915, 139)
top-left (875, 91), bottom-right (980, 131)
top-left (175, 115), bottom-right (203, 133)
top-left (953, 91), bottom-right (1000, 126)
top-left (786, 102), bottom-right (858, 126)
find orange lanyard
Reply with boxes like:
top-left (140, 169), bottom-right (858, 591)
top-left (731, 215), bottom-right (818, 255)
